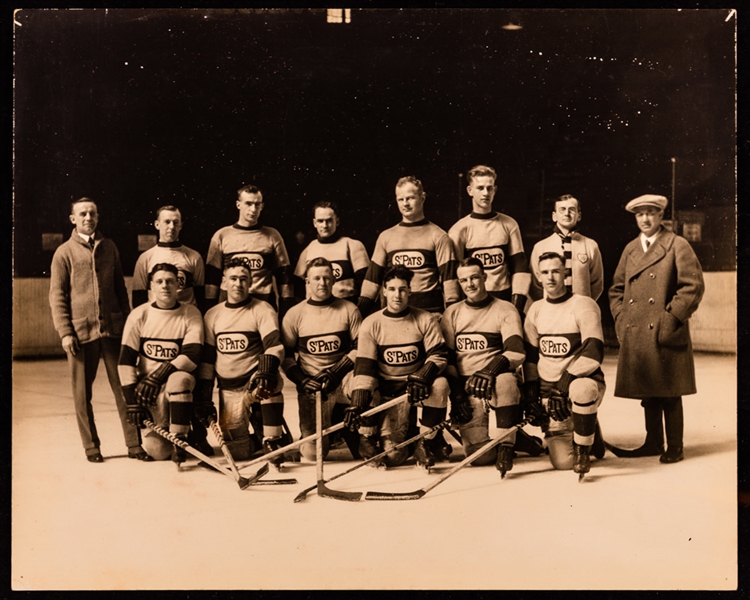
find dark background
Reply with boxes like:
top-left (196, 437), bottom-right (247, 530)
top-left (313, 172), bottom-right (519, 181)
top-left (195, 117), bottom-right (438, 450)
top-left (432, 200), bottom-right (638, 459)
top-left (13, 9), bottom-right (736, 319)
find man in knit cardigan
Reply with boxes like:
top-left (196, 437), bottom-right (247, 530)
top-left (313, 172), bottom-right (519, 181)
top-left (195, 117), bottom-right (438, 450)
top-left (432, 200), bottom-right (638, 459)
top-left (49, 197), bottom-right (147, 463)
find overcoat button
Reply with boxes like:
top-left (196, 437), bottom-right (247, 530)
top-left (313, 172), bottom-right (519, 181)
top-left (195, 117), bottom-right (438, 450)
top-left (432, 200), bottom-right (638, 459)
top-left (648, 323), bottom-right (654, 329)
top-left (629, 299), bottom-right (634, 304)
top-left (649, 273), bottom-right (655, 279)
top-left (649, 298), bottom-right (655, 304)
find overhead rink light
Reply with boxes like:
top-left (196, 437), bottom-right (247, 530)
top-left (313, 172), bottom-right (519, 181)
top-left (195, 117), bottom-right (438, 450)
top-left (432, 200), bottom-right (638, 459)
top-left (502, 12), bottom-right (523, 30)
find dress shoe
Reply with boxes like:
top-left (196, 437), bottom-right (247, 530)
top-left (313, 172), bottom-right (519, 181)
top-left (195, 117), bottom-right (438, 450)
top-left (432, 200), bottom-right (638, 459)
top-left (604, 441), bottom-right (663, 458)
top-left (128, 449), bottom-right (154, 462)
top-left (660, 447), bottom-right (684, 463)
top-left (87, 452), bottom-right (104, 463)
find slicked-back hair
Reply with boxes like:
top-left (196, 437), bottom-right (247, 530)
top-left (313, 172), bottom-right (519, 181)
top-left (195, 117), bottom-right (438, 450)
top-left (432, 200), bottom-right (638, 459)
top-left (312, 200), bottom-right (339, 216)
top-left (382, 265), bottom-right (414, 286)
top-left (537, 251), bottom-right (566, 266)
top-left (306, 256), bottom-right (334, 277)
top-left (155, 205), bottom-right (181, 219)
top-left (148, 262), bottom-right (179, 284)
top-left (457, 256), bottom-right (485, 272)
top-left (70, 197), bottom-right (97, 213)
top-left (224, 257), bottom-right (252, 276)
top-left (467, 165), bottom-right (497, 185)
top-left (395, 176), bottom-right (425, 197)
top-left (237, 184), bottom-right (263, 200)
top-left (554, 194), bottom-right (581, 211)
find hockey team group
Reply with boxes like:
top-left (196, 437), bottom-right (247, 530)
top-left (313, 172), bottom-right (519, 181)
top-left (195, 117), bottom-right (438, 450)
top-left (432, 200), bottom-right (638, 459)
top-left (48, 164), bottom-right (706, 495)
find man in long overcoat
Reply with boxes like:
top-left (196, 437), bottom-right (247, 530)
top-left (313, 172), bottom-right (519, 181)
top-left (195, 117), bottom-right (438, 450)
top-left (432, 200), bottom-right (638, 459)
top-left (608, 194), bottom-right (704, 463)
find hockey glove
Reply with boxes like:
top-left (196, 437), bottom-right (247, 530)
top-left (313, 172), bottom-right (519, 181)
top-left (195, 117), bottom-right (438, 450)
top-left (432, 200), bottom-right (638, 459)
top-left (249, 354), bottom-right (280, 399)
top-left (520, 380), bottom-right (547, 427)
top-left (407, 361), bottom-right (440, 405)
top-left (135, 362), bottom-right (177, 406)
top-left (547, 390), bottom-right (572, 422)
top-left (314, 356), bottom-right (354, 393)
top-left (193, 379), bottom-right (217, 427)
top-left (123, 384), bottom-right (151, 428)
top-left (356, 295), bottom-right (379, 318)
top-left (285, 363), bottom-right (321, 401)
top-left (465, 355), bottom-right (511, 401)
top-left (449, 388), bottom-right (474, 426)
top-left (343, 388), bottom-right (372, 431)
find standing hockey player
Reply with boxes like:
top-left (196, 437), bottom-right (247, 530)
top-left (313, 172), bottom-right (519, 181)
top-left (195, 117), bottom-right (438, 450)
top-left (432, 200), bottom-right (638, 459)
top-left (357, 176), bottom-right (460, 316)
top-left (441, 258), bottom-right (525, 476)
top-left (49, 197), bottom-right (145, 463)
top-left (523, 252), bottom-right (606, 478)
top-left (529, 194), bottom-right (604, 301)
top-left (131, 205), bottom-right (206, 310)
top-left (204, 184), bottom-right (295, 318)
top-left (131, 204), bottom-right (211, 455)
top-left (448, 165), bottom-right (531, 314)
top-left (608, 194), bottom-right (704, 463)
top-left (282, 257), bottom-right (361, 461)
top-left (345, 265), bottom-right (450, 469)
top-left (196, 258), bottom-right (289, 465)
top-left (293, 201), bottom-right (370, 303)
top-left (118, 263), bottom-right (204, 462)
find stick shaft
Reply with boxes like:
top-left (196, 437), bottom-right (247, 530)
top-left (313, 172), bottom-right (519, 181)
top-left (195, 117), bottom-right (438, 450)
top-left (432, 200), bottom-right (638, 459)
top-left (421, 417), bottom-right (532, 495)
top-left (209, 418), bottom-right (242, 478)
top-left (144, 420), bottom-right (237, 483)
top-left (239, 393), bottom-right (408, 473)
top-left (315, 391), bottom-right (324, 482)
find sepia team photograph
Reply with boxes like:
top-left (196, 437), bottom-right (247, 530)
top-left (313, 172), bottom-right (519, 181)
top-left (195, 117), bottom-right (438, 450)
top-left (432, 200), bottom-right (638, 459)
top-left (10, 7), bottom-right (742, 593)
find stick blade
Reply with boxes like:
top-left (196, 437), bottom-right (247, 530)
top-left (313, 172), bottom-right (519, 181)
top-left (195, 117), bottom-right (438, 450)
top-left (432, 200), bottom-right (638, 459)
top-left (293, 485), bottom-right (317, 503)
top-left (364, 489), bottom-right (427, 501)
top-left (252, 478), bottom-right (298, 485)
top-left (318, 481), bottom-right (362, 502)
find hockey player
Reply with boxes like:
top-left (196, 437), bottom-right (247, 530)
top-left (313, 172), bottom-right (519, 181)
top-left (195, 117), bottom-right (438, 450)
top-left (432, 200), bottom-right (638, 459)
top-left (131, 204), bottom-right (212, 455)
top-left (357, 176), bottom-right (460, 317)
top-left (293, 201), bottom-right (370, 303)
top-left (345, 265), bottom-right (450, 469)
top-left (441, 258), bottom-right (525, 476)
top-left (195, 258), bottom-right (289, 465)
top-left (522, 252), bottom-right (606, 477)
top-left (118, 263), bottom-right (204, 462)
top-left (282, 257), bottom-right (361, 461)
top-left (528, 194), bottom-right (604, 301)
top-left (448, 165), bottom-right (531, 314)
top-left (204, 184), bottom-right (295, 318)
top-left (131, 205), bottom-right (206, 310)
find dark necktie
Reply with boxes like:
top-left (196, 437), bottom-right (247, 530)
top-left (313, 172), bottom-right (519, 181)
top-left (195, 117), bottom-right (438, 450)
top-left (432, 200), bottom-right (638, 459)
top-left (89, 237), bottom-right (95, 249)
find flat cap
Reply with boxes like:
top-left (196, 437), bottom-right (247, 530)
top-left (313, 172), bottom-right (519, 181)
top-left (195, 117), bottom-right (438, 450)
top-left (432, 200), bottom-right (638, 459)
top-left (625, 194), bottom-right (668, 213)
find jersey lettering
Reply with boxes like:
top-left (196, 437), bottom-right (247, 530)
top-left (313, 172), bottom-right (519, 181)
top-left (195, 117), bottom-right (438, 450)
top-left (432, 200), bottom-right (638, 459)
top-left (306, 335), bottom-right (342, 355)
top-left (456, 334), bottom-right (488, 352)
top-left (332, 263), bottom-right (344, 280)
top-left (177, 270), bottom-right (187, 290)
top-left (232, 253), bottom-right (265, 270)
top-left (540, 336), bottom-right (571, 357)
top-left (143, 340), bottom-right (180, 360)
top-left (383, 345), bottom-right (420, 366)
top-left (217, 332), bottom-right (250, 353)
top-left (392, 251), bottom-right (425, 269)
top-left (471, 248), bottom-right (505, 267)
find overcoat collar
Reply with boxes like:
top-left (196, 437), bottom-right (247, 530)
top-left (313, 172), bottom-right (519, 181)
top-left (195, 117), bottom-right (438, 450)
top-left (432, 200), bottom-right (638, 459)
top-left (626, 227), bottom-right (676, 278)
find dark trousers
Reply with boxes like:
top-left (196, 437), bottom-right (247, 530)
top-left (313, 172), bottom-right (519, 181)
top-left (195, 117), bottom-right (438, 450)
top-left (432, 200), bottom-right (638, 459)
top-left (642, 396), bottom-right (683, 451)
top-left (67, 337), bottom-right (140, 455)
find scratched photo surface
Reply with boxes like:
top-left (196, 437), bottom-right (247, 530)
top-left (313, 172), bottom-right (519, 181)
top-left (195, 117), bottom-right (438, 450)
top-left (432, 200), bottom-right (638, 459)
top-left (12, 8), bottom-right (739, 591)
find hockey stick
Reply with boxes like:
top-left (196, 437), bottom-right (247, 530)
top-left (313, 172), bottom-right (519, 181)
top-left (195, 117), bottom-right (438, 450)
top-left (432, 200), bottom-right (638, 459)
top-left (312, 391), bottom-right (361, 502)
top-left (365, 415), bottom-right (534, 501)
top-left (294, 419), bottom-right (453, 503)
top-left (143, 419), bottom-right (269, 489)
top-left (445, 426), bottom-right (463, 445)
top-left (238, 393), bottom-right (409, 477)
top-left (207, 418), bottom-right (298, 486)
